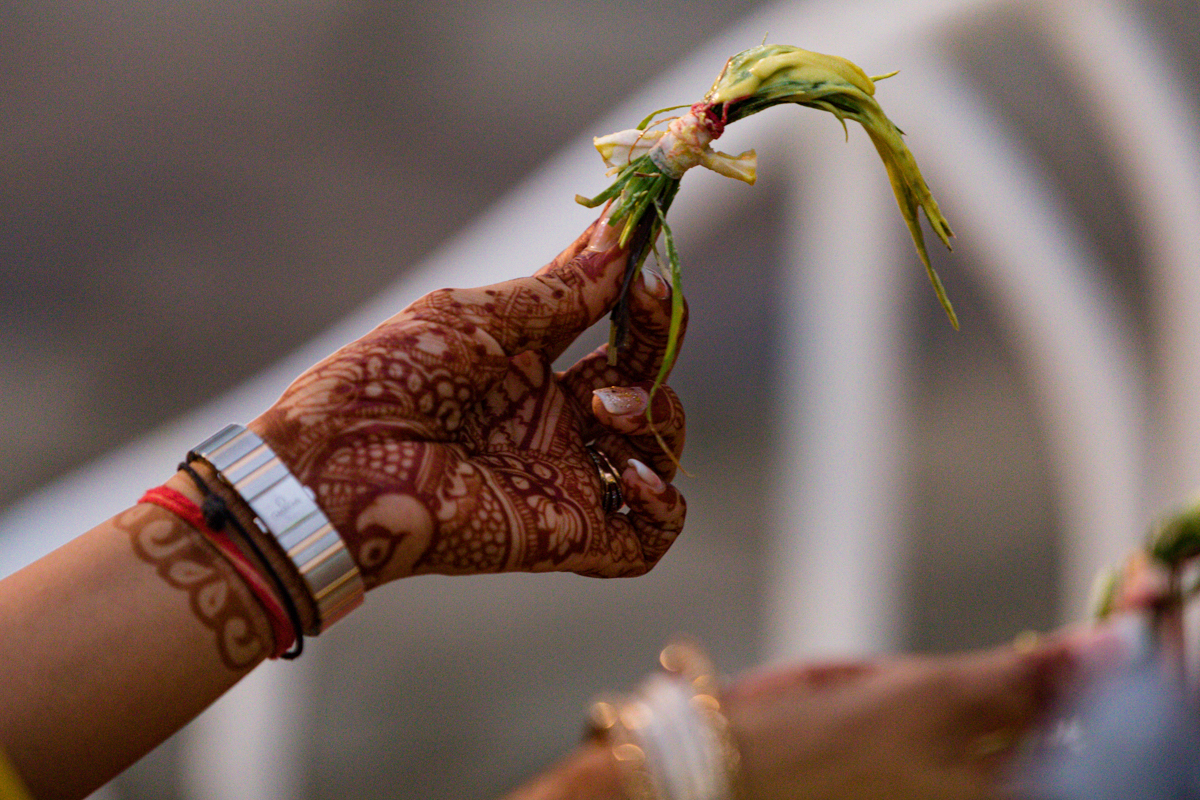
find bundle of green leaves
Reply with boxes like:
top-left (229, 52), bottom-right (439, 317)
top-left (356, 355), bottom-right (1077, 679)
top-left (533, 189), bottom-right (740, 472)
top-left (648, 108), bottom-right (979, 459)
top-left (578, 43), bottom-right (957, 398)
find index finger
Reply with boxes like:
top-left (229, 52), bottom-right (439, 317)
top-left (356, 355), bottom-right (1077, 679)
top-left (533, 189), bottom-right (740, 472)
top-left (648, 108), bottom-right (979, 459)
top-left (406, 210), bottom-right (635, 360)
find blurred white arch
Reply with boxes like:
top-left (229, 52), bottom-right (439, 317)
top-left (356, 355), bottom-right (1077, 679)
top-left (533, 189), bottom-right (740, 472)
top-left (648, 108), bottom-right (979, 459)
top-left (2, 0), bottom-right (1198, 796)
top-left (765, 24), bottom-right (1149, 658)
top-left (1034, 0), bottom-right (1200, 508)
top-left (762, 0), bottom-right (1200, 659)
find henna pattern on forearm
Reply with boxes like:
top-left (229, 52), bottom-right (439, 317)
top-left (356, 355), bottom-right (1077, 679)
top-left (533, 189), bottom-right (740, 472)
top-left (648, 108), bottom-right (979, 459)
top-left (115, 505), bottom-right (269, 670)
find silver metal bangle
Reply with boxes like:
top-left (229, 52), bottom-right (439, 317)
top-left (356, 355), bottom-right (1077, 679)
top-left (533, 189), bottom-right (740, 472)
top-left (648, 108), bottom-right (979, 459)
top-left (189, 423), bottom-right (365, 634)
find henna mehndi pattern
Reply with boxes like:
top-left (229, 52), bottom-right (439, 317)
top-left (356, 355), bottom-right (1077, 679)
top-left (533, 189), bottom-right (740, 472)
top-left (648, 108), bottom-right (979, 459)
top-left (252, 220), bottom-right (687, 585)
top-left (116, 505), bottom-right (269, 670)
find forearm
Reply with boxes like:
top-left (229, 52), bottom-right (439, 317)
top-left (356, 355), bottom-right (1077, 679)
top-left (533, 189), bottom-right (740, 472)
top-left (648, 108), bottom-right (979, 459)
top-left (502, 742), bottom-right (624, 800)
top-left (0, 476), bottom-right (277, 800)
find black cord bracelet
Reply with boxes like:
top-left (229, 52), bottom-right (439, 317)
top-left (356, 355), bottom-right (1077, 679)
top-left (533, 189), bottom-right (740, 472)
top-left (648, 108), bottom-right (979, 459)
top-left (178, 460), bottom-right (305, 659)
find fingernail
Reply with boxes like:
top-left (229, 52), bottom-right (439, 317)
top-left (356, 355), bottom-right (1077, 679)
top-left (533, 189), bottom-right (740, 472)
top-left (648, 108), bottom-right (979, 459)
top-left (628, 458), bottom-right (666, 493)
top-left (594, 386), bottom-right (648, 417)
top-left (640, 267), bottom-right (669, 299)
top-left (588, 215), bottom-right (621, 252)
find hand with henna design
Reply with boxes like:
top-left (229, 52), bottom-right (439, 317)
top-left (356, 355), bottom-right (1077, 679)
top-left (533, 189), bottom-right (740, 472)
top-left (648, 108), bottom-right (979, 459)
top-left (250, 211), bottom-right (688, 586)
top-left (0, 211), bottom-right (689, 799)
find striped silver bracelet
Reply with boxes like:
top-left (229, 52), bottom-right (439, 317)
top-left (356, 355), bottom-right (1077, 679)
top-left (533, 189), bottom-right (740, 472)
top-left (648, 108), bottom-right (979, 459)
top-left (189, 424), bottom-right (365, 634)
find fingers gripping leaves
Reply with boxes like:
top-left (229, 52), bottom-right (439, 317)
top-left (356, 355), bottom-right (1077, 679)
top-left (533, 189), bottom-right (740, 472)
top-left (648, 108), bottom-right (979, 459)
top-left (252, 219), bottom-right (686, 586)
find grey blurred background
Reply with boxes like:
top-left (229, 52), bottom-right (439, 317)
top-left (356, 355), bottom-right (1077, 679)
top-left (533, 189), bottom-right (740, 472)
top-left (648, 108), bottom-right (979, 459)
top-left (3, 1), bottom-right (1199, 798)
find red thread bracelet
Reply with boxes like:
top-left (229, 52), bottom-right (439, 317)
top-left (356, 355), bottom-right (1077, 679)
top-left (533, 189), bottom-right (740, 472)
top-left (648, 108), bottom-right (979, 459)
top-left (139, 485), bottom-right (297, 659)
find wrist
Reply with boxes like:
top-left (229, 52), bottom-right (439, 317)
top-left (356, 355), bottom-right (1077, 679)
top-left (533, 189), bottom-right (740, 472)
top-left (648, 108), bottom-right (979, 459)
top-left (505, 743), bottom-right (624, 800)
top-left (185, 423), bottom-right (365, 634)
top-left (165, 465), bottom-right (320, 636)
top-left (561, 743), bottom-right (625, 800)
top-left (588, 640), bottom-right (743, 800)
top-left (134, 480), bottom-right (284, 666)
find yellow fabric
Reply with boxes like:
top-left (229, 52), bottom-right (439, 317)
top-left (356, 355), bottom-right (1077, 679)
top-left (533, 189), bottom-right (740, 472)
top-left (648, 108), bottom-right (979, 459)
top-left (0, 749), bottom-right (32, 800)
